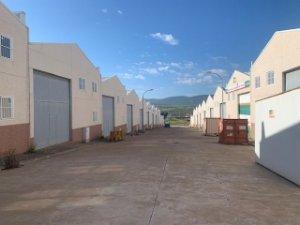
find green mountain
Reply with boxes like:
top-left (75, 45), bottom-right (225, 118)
top-left (147, 95), bottom-right (208, 117)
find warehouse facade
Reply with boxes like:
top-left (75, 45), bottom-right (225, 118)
top-left (126, 90), bottom-right (140, 134)
top-left (212, 87), bottom-right (227, 118)
top-left (29, 43), bottom-right (102, 149)
top-left (226, 70), bottom-right (251, 121)
top-left (250, 29), bottom-right (300, 137)
top-left (101, 76), bottom-right (127, 137)
top-left (0, 2), bottom-right (163, 155)
top-left (0, 3), bottom-right (30, 155)
top-left (205, 95), bottom-right (214, 118)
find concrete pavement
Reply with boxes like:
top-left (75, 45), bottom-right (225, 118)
top-left (0, 127), bottom-right (299, 225)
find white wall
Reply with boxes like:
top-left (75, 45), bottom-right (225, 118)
top-left (255, 88), bottom-right (300, 185)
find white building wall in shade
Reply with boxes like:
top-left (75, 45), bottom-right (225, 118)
top-left (255, 88), bottom-right (300, 185)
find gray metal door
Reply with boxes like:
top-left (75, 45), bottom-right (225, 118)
top-left (127, 104), bottom-right (133, 133)
top-left (102, 96), bottom-right (114, 137)
top-left (139, 109), bottom-right (143, 130)
top-left (34, 70), bottom-right (70, 149)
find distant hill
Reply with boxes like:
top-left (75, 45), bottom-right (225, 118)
top-left (147, 95), bottom-right (208, 117)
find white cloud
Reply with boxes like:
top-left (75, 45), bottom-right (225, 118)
top-left (208, 68), bottom-right (227, 77)
top-left (184, 61), bottom-right (195, 69)
top-left (198, 68), bottom-right (227, 77)
top-left (117, 10), bottom-right (123, 14)
top-left (176, 75), bottom-right (213, 85)
top-left (176, 75), bottom-right (202, 85)
top-left (150, 33), bottom-right (179, 46)
top-left (158, 66), bottom-right (170, 72)
top-left (135, 74), bottom-right (145, 80)
top-left (211, 56), bottom-right (227, 61)
top-left (170, 62), bottom-right (181, 68)
top-left (120, 73), bottom-right (145, 80)
top-left (101, 8), bottom-right (108, 13)
top-left (142, 68), bottom-right (159, 75)
top-left (176, 68), bottom-right (227, 85)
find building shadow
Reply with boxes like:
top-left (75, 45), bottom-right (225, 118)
top-left (256, 121), bottom-right (300, 186)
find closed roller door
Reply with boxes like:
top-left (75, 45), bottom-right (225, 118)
top-left (127, 104), bottom-right (133, 133)
top-left (34, 70), bottom-right (70, 149)
top-left (102, 96), bottom-right (114, 137)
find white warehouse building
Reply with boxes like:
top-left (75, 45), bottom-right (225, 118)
top-left (125, 90), bottom-right (140, 134)
top-left (29, 43), bottom-right (102, 149)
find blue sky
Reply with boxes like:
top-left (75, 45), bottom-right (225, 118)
top-left (4, 0), bottom-right (300, 98)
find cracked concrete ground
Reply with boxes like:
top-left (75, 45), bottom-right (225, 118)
top-left (0, 127), bottom-right (299, 225)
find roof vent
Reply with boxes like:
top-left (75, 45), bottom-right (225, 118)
top-left (14, 11), bottom-right (26, 25)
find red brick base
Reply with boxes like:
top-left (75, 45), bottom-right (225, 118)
top-left (72, 128), bottom-right (83, 142)
top-left (0, 123), bottom-right (30, 156)
top-left (90, 125), bottom-right (102, 141)
top-left (72, 124), bottom-right (102, 143)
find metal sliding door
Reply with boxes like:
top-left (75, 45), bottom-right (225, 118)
top-left (102, 96), bottom-right (114, 137)
top-left (34, 70), bottom-right (70, 149)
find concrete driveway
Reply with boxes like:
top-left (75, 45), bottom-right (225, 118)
top-left (0, 127), bottom-right (299, 225)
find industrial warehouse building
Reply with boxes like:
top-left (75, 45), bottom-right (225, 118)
top-left (0, 3), bottom-right (30, 156)
top-left (199, 101), bottom-right (206, 129)
top-left (226, 71), bottom-right (251, 121)
top-left (191, 30), bottom-right (300, 133)
top-left (126, 90), bottom-right (140, 134)
top-left (29, 43), bottom-right (102, 149)
top-left (101, 76), bottom-right (127, 137)
top-left (0, 2), bottom-right (163, 155)
top-left (144, 102), bottom-right (152, 129)
top-left (139, 99), bottom-right (145, 130)
top-left (152, 107), bottom-right (161, 128)
top-left (212, 86), bottom-right (227, 118)
top-left (205, 95), bottom-right (214, 118)
top-left (250, 29), bottom-right (300, 137)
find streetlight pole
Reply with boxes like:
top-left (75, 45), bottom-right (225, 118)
top-left (206, 71), bottom-right (225, 118)
top-left (142, 89), bottom-right (154, 131)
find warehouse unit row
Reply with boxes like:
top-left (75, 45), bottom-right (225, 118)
top-left (0, 3), bottom-right (164, 155)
